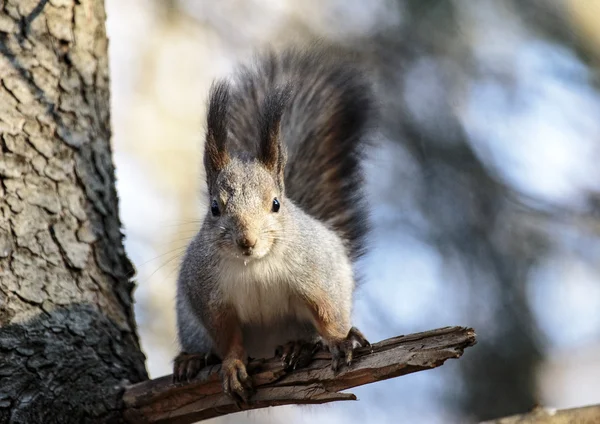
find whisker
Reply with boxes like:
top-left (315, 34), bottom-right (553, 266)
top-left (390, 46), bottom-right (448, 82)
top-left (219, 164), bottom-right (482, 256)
top-left (153, 236), bottom-right (197, 249)
top-left (131, 246), bottom-right (188, 274)
top-left (136, 252), bottom-right (186, 284)
top-left (160, 220), bottom-right (203, 228)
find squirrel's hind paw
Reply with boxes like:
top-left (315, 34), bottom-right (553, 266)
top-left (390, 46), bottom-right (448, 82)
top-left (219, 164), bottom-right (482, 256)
top-left (275, 340), bottom-right (323, 370)
top-left (172, 352), bottom-right (219, 383)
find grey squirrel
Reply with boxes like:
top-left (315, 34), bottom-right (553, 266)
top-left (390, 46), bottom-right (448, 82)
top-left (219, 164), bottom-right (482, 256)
top-left (173, 46), bottom-right (375, 402)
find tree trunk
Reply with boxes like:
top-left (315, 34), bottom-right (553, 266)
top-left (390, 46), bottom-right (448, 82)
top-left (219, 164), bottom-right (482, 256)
top-left (0, 0), bottom-right (148, 422)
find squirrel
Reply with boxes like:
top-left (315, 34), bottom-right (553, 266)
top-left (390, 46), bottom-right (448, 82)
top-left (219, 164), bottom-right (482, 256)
top-left (172, 46), bottom-right (375, 402)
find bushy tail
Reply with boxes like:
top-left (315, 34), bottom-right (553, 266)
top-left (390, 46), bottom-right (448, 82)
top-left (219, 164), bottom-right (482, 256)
top-left (227, 46), bottom-right (375, 260)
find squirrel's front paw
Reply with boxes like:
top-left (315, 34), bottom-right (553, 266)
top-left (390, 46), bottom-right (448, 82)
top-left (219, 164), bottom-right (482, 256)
top-left (275, 340), bottom-right (322, 370)
top-left (172, 352), bottom-right (219, 383)
top-left (328, 326), bottom-right (370, 372)
top-left (221, 358), bottom-right (254, 403)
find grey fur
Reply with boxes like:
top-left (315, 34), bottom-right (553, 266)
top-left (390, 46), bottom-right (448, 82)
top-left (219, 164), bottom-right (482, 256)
top-left (176, 46), bottom-right (374, 362)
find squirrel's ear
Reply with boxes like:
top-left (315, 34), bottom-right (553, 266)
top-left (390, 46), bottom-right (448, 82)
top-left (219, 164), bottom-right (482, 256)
top-left (258, 86), bottom-right (291, 187)
top-left (204, 80), bottom-right (230, 191)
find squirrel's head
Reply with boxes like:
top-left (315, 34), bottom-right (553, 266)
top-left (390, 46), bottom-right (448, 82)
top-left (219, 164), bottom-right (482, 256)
top-left (202, 80), bottom-right (289, 261)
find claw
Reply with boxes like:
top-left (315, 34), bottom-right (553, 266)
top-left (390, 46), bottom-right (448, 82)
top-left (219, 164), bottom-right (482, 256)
top-left (348, 326), bottom-right (370, 348)
top-left (238, 364), bottom-right (254, 392)
top-left (221, 358), bottom-right (254, 404)
top-left (331, 357), bottom-right (341, 372)
top-left (277, 342), bottom-right (293, 367)
top-left (327, 326), bottom-right (370, 373)
top-left (289, 342), bottom-right (302, 368)
top-left (173, 352), bottom-right (210, 383)
top-left (345, 349), bottom-right (353, 366)
top-left (275, 340), bottom-right (321, 370)
top-left (330, 346), bottom-right (342, 372)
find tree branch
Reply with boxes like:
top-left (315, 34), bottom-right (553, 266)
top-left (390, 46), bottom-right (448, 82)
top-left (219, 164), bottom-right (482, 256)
top-left (481, 404), bottom-right (600, 424)
top-left (122, 326), bottom-right (476, 424)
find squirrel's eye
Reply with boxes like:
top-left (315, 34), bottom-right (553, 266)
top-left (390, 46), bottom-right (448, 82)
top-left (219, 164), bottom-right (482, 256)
top-left (272, 198), bottom-right (280, 213)
top-left (211, 200), bottom-right (220, 217)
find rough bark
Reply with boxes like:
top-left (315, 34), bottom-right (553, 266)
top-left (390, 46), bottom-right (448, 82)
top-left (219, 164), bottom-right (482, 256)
top-left (0, 0), bottom-right (147, 423)
top-left (123, 326), bottom-right (477, 424)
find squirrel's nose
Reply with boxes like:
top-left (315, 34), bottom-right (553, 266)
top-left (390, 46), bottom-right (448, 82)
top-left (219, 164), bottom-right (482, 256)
top-left (237, 235), bottom-right (257, 250)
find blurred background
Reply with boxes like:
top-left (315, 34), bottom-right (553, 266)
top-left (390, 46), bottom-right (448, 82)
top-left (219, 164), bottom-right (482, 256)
top-left (105, 1), bottom-right (600, 423)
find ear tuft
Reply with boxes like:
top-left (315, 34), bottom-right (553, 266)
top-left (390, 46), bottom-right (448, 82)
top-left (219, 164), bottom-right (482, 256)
top-left (204, 80), bottom-right (231, 191)
top-left (258, 86), bottom-right (291, 190)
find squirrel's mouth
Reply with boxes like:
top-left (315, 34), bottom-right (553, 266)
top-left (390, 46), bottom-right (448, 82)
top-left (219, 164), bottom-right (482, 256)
top-left (226, 244), bottom-right (270, 263)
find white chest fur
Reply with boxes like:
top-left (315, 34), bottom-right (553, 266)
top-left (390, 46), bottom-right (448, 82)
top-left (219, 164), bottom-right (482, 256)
top-left (217, 256), bottom-right (310, 325)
